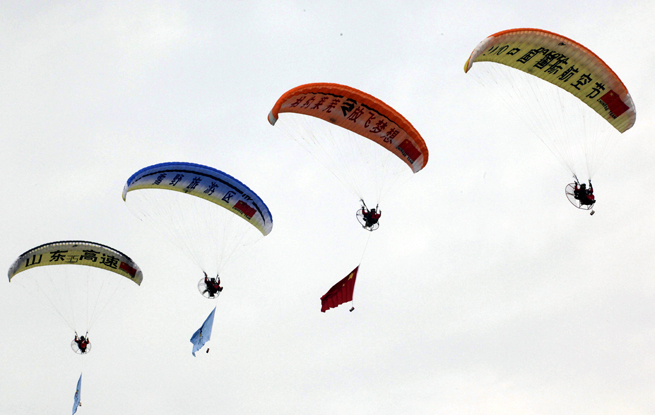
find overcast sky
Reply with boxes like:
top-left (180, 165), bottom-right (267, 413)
top-left (2, 1), bottom-right (655, 414)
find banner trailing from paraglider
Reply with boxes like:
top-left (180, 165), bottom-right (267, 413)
top-left (268, 83), bottom-right (429, 173)
top-left (321, 266), bottom-right (358, 312)
top-left (123, 162), bottom-right (273, 236)
top-left (191, 307), bottom-right (216, 356)
top-left (72, 373), bottom-right (82, 415)
top-left (464, 28), bottom-right (636, 133)
top-left (8, 241), bottom-right (143, 285)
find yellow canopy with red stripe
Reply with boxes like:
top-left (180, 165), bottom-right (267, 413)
top-left (465, 28), bottom-right (636, 133)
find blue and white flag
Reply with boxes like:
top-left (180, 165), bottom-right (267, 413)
top-left (72, 373), bottom-right (82, 414)
top-left (190, 307), bottom-right (216, 356)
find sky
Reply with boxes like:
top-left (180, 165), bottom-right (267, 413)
top-left (2, 1), bottom-right (655, 414)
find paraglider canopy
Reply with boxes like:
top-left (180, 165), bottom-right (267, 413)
top-left (464, 28), bottom-right (636, 132)
top-left (269, 83), bottom-right (429, 215)
top-left (8, 240), bottom-right (142, 284)
top-left (123, 162), bottom-right (272, 236)
top-left (8, 240), bottom-right (143, 343)
top-left (268, 82), bottom-right (429, 173)
top-left (123, 161), bottom-right (273, 284)
top-left (123, 162), bottom-right (273, 236)
top-left (464, 28), bottom-right (636, 194)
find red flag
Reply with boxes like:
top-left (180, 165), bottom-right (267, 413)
top-left (119, 261), bottom-right (137, 277)
top-left (320, 266), bottom-right (358, 312)
top-left (397, 139), bottom-right (421, 164)
top-left (233, 200), bottom-right (256, 219)
top-left (599, 90), bottom-right (630, 118)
